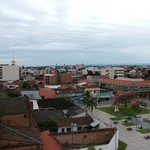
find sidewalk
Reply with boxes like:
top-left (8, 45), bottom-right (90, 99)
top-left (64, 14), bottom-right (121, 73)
top-left (92, 109), bottom-right (150, 150)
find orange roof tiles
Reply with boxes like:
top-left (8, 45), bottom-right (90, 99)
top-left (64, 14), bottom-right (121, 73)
top-left (40, 130), bottom-right (62, 150)
top-left (100, 78), bottom-right (150, 87)
top-left (39, 87), bottom-right (56, 99)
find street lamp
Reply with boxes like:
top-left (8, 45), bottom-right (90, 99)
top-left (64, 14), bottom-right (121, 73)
top-left (71, 123), bottom-right (77, 147)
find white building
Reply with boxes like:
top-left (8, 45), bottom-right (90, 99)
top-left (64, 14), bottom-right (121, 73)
top-left (0, 60), bottom-right (19, 81)
top-left (101, 67), bottom-right (124, 79)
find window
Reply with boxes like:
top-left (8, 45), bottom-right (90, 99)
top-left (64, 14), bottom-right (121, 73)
top-left (62, 128), bottom-right (65, 132)
top-left (78, 126), bottom-right (82, 130)
top-left (66, 127), bottom-right (71, 132)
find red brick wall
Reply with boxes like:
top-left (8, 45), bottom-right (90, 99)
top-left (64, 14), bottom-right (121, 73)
top-left (60, 73), bottom-right (72, 84)
top-left (54, 128), bottom-right (115, 145)
top-left (44, 75), bottom-right (57, 84)
top-left (1, 114), bottom-right (33, 127)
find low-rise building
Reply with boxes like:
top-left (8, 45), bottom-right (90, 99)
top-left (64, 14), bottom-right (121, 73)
top-left (100, 77), bottom-right (150, 98)
top-left (54, 128), bottom-right (118, 150)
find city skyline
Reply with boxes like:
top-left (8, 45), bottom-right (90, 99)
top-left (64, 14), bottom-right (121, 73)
top-left (0, 0), bottom-right (150, 66)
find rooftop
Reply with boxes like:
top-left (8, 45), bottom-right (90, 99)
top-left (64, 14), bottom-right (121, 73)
top-left (57, 115), bottom-right (93, 127)
top-left (40, 130), bottom-right (61, 150)
top-left (34, 110), bottom-right (66, 123)
top-left (37, 98), bottom-right (75, 110)
top-left (100, 78), bottom-right (150, 87)
top-left (0, 97), bottom-right (28, 115)
top-left (0, 123), bottom-right (42, 149)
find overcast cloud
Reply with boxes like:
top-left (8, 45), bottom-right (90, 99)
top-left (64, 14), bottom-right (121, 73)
top-left (0, 0), bottom-right (150, 66)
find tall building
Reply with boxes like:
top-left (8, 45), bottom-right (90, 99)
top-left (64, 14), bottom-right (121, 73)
top-left (0, 60), bottom-right (19, 81)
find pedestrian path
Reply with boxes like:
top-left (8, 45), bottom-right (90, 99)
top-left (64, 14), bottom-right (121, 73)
top-left (131, 117), bottom-right (150, 129)
top-left (91, 109), bottom-right (150, 150)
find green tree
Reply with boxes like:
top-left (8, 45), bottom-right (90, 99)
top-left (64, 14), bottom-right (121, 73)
top-left (7, 91), bottom-right (20, 97)
top-left (83, 91), bottom-right (97, 114)
top-left (114, 74), bottom-right (118, 79)
top-left (38, 121), bottom-right (58, 131)
top-left (113, 91), bottom-right (137, 112)
top-left (22, 82), bottom-right (31, 89)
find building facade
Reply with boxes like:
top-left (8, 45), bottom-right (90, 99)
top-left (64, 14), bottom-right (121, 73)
top-left (101, 67), bottom-right (124, 79)
top-left (0, 61), bottom-right (19, 81)
top-left (44, 74), bottom-right (57, 84)
top-left (44, 72), bottom-right (72, 84)
top-left (100, 78), bottom-right (150, 98)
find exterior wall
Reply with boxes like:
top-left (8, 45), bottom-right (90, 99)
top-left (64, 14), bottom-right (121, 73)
top-left (101, 67), bottom-right (124, 79)
top-left (57, 124), bottom-right (91, 134)
top-left (55, 128), bottom-right (116, 148)
top-left (60, 73), bottom-right (72, 84)
top-left (79, 130), bottom-right (118, 150)
top-left (44, 73), bottom-right (72, 84)
top-left (87, 75), bottom-right (100, 83)
top-left (44, 74), bottom-right (57, 84)
top-left (82, 69), bottom-right (88, 75)
top-left (85, 88), bottom-right (100, 98)
top-left (0, 65), bottom-right (19, 81)
top-left (58, 125), bottom-right (78, 133)
top-left (1, 114), bottom-right (32, 127)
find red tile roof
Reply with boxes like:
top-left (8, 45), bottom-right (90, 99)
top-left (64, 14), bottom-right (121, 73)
top-left (100, 78), bottom-right (150, 87)
top-left (40, 130), bottom-right (62, 150)
top-left (39, 87), bottom-right (56, 99)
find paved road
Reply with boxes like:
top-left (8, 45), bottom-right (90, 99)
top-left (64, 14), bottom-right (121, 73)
top-left (91, 108), bottom-right (150, 150)
top-left (78, 100), bottom-right (150, 150)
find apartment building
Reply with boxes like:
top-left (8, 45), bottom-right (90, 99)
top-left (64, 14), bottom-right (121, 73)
top-left (44, 72), bottom-right (72, 84)
top-left (101, 67), bottom-right (124, 79)
top-left (0, 60), bottom-right (19, 81)
top-left (44, 74), bottom-right (57, 84)
top-left (60, 72), bottom-right (72, 84)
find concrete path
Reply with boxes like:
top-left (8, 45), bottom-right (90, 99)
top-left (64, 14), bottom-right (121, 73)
top-left (91, 109), bottom-right (150, 150)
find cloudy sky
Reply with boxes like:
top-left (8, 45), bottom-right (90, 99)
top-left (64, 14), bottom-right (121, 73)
top-left (0, 0), bottom-right (150, 66)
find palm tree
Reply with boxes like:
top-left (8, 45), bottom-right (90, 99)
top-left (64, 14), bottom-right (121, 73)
top-left (83, 91), bottom-right (97, 115)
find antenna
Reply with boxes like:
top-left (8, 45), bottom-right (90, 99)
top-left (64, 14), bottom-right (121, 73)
top-left (11, 49), bottom-right (15, 65)
top-left (12, 49), bottom-right (15, 60)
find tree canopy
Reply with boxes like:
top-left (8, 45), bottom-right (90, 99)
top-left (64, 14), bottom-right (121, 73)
top-left (113, 91), bottom-right (137, 112)
top-left (83, 91), bottom-right (97, 114)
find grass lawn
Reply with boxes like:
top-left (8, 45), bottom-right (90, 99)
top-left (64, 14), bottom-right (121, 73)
top-left (118, 140), bottom-right (127, 150)
top-left (122, 122), bottom-right (137, 126)
top-left (143, 119), bottom-right (150, 123)
top-left (98, 105), bottom-right (150, 117)
top-left (137, 129), bottom-right (150, 134)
